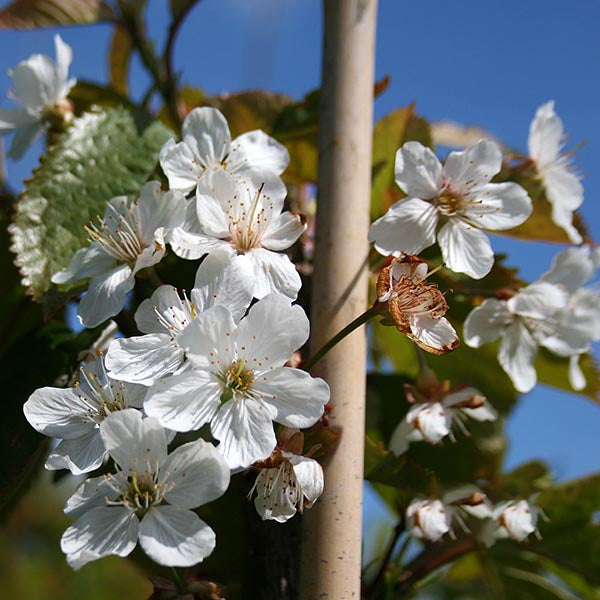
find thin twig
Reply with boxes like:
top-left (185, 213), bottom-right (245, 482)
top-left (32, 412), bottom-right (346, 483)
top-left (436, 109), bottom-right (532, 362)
top-left (365, 518), bottom-right (405, 598)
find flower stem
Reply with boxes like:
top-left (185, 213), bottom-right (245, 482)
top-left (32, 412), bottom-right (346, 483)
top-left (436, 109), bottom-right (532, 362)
top-left (305, 305), bottom-right (379, 371)
top-left (170, 567), bottom-right (186, 594)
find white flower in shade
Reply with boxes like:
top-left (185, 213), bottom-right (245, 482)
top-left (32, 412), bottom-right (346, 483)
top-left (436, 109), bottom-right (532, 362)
top-left (249, 427), bottom-right (323, 523)
top-left (105, 250), bottom-right (254, 386)
top-left (375, 255), bottom-right (459, 354)
top-left (485, 499), bottom-right (544, 544)
top-left (0, 34), bottom-right (75, 160)
top-left (170, 169), bottom-right (305, 300)
top-left (528, 101), bottom-right (583, 244)
top-left (406, 499), bottom-right (452, 542)
top-left (159, 106), bottom-right (289, 195)
top-left (52, 182), bottom-right (187, 328)
top-left (407, 488), bottom-right (492, 542)
top-left (23, 356), bottom-right (145, 475)
top-left (368, 139), bottom-right (532, 279)
top-left (389, 385), bottom-right (497, 456)
top-left (463, 279), bottom-right (592, 393)
top-left (61, 409), bottom-right (230, 569)
top-left (144, 295), bottom-right (330, 469)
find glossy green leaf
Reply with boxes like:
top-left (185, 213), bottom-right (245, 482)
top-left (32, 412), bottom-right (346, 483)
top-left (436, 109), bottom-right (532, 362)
top-left (9, 107), bottom-right (172, 302)
top-left (0, 0), bottom-right (113, 29)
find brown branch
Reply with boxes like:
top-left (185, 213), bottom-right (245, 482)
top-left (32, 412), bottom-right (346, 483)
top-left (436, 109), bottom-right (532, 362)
top-left (394, 538), bottom-right (476, 596)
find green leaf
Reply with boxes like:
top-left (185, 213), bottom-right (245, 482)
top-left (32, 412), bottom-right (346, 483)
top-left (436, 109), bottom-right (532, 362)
top-left (9, 107), bottom-right (172, 303)
top-left (371, 105), bottom-right (432, 220)
top-left (69, 80), bottom-right (137, 114)
top-left (0, 0), bottom-right (113, 29)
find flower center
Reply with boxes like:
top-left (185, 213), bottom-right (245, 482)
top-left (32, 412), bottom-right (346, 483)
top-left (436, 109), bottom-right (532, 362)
top-left (84, 202), bottom-right (144, 264)
top-left (390, 276), bottom-right (448, 319)
top-left (77, 365), bottom-right (129, 424)
top-left (435, 188), bottom-right (464, 217)
top-left (218, 359), bottom-right (255, 402)
top-left (224, 183), bottom-right (272, 252)
top-left (106, 469), bottom-right (170, 517)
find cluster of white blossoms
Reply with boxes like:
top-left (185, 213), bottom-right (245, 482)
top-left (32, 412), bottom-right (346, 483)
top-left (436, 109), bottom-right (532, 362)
top-left (22, 89), bottom-right (329, 567)
top-left (406, 489), bottom-right (544, 547)
top-left (464, 246), bottom-right (600, 393)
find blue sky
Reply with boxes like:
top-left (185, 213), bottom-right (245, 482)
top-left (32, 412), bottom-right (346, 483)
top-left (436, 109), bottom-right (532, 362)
top-left (1, 0), bottom-right (598, 488)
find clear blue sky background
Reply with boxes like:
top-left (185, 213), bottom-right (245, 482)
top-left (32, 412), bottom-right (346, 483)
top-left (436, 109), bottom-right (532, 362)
top-left (1, 0), bottom-right (599, 537)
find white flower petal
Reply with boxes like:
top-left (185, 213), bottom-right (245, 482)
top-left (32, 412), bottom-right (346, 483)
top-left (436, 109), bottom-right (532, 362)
top-left (544, 164), bottom-right (584, 244)
top-left (538, 312), bottom-right (591, 356)
top-left (132, 232), bottom-right (167, 275)
top-left (11, 54), bottom-right (56, 111)
top-left (23, 387), bottom-right (95, 439)
top-left (100, 409), bottom-right (167, 474)
top-left (246, 248), bottom-right (301, 300)
top-left (136, 182), bottom-right (187, 244)
top-left (182, 107), bottom-right (231, 167)
top-left (498, 321), bottom-right (538, 393)
top-left (443, 139), bottom-right (502, 188)
top-left (409, 403), bottom-right (451, 444)
top-left (135, 285), bottom-right (187, 334)
top-left (0, 106), bottom-right (37, 130)
top-left (51, 245), bottom-right (116, 285)
top-left (368, 197), bottom-right (438, 257)
top-left (105, 334), bottom-right (184, 385)
top-left (437, 219), bottom-right (494, 279)
top-left (463, 299), bottom-right (513, 347)
top-left (253, 368), bottom-right (329, 428)
top-left (144, 370), bottom-right (221, 432)
top-left (407, 499), bottom-right (450, 541)
top-left (253, 467), bottom-right (298, 522)
top-left (162, 440), bottom-right (230, 509)
top-left (77, 265), bottom-right (134, 328)
top-left (7, 121), bottom-right (45, 160)
top-left (540, 246), bottom-right (594, 293)
top-left (569, 355), bottom-right (586, 391)
top-left (191, 251), bottom-right (254, 322)
top-left (290, 455), bottom-right (323, 506)
top-left (507, 281), bottom-right (568, 319)
top-left (394, 141), bottom-right (442, 198)
top-left (195, 169), bottom-right (238, 237)
top-left (407, 315), bottom-right (459, 354)
top-left (528, 101), bottom-right (562, 168)
top-left (261, 211), bottom-right (306, 251)
top-left (236, 295), bottom-right (309, 370)
top-left (53, 34), bottom-right (73, 92)
top-left (211, 398), bottom-right (276, 469)
top-left (231, 130), bottom-right (289, 175)
top-left (462, 182), bottom-right (532, 231)
top-left (388, 418), bottom-right (411, 455)
top-left (139, 506), bottom-right (215, 567)
top-left (64, 475), bottom-right (121, 517)
top-left (159, 138), bottom-right (201, 194)
top-left (170, 227), bottom-right (231, 260)
top-left (61, 506), bottom-right (138, 570)
top-left (46, 430), bottom-right (106, 475)
top-left (177, 304), bottom-right (236, 369)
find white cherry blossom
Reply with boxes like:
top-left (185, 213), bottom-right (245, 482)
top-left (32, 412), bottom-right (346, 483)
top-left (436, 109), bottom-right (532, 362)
top-left (159, 106), bottom-right (289, 195)
top-left (375, 255), bottom-right (458, 354)
top-left (389, 385), bottom-right (497, 456)
top-left (170, 169), bottom-right (305, 299)
top-left (105, 250), bottom-right (254, 386)
top-left (23, 355), bottom-right (145, 475)
top-left (481, 499), bottom-right (544, 546)
top-left (528, 101), bottom-right (583, 244)
top-left (52, 182), bottom-right (187, 328)
top-left (61, 409), bottom-right (230, 569)
top-left (407, 488), bottom-right (492, 542)
top-left (464, 261), bottom-right (596, 393)
top-left (144, 295), bottom-right (330, 469)
top-left (406, 499), bottom-right (452, 542)
top-left (368, 139), bottom-right (532, 279)
top-left (249, 427), bottom-right (323, 522)
top-left (0, 35), bottom-right (75, 159)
